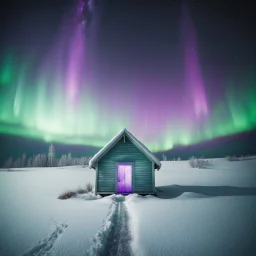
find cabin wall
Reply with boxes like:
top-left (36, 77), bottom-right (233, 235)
top-left (97, 137), bottom-right (154, 194)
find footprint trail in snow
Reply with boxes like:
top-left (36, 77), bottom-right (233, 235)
top-left (22, 223), bottom-right (68, 256)
top-left (86, 195), bottom-right (133, 256)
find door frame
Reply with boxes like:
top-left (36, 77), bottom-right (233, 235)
top-left (115, 162), bottom-right (134, 194)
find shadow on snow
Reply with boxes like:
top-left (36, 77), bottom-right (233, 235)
top-left (155, 185), bottom-right (256, 199)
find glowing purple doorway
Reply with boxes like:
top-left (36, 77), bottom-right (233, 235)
top-left (117, 164), bottom-right (132, 193)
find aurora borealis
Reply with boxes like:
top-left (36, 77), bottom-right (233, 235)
top-left (0, 0), bottom-right (255, 152)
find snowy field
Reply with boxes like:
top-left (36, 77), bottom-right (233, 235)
top-left (0, 158), bottom-right (256, 256)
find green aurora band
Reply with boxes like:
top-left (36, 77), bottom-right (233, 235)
top-left (0, 53), bottom-right (255, 152)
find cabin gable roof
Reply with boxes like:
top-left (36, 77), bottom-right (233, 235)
top-left (89, 128), bottom-right (161, 170)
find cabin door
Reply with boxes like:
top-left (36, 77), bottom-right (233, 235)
top-left (117, 164), bottom-right (132, 193)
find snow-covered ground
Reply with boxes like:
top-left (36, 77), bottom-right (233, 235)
top-left (0, 166), bottom-right (112, 256)
top-left (0, 159), bottom-right (256, 256)
top-left (128, 158), bottom-right (256, 256)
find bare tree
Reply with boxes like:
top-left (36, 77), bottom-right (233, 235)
top-left (189, 156), bottom-right (207, 168)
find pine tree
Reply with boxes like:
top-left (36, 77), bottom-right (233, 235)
top-left (67, 153), bottom-right (72, 166)
top-left (48, 143), bottom-right (55, 167)
top-left (21, 153), bottom-right (27, 167)
top-left (41, 153), bottom-right (47, 167)
top-left (33, 154), bottom-right (41, 167)
top-left (80, 156), bottom-right (89, 166)
top-left (27, 157), bottom-right (32, 167)
top-left (162, 154), bottom-right (167, 161)
top-left (58, 154), bottom-right (67, 167)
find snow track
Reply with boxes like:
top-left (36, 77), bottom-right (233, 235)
top-left (22, 223), bottom-right (68, 256)
top-left (86, 195), bottom-right (133, 256)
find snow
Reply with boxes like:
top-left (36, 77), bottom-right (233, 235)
top-left (1, 159), bottom-right (256, 256)
top-left (0, 166), bottom-right (112, 256)
top-left (75, 192), bottom-right (101, 200)
top-left (127, 158), bottom-right (256, 256)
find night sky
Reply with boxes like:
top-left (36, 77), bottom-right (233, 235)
top-left (0, 0), bottom-right (255, 162)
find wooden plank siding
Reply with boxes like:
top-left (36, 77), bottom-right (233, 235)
top-left (97, 136), bottom-right (154, 194)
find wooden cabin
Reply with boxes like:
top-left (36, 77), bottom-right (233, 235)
top-left (89, 128), bottom-right (161, 195)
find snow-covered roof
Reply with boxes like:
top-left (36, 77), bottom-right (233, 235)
top-left (89, 128), bottom-right (161, 170)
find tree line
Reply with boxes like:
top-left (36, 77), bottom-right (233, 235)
top-left (2, 143), bottom-right (92, 168)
